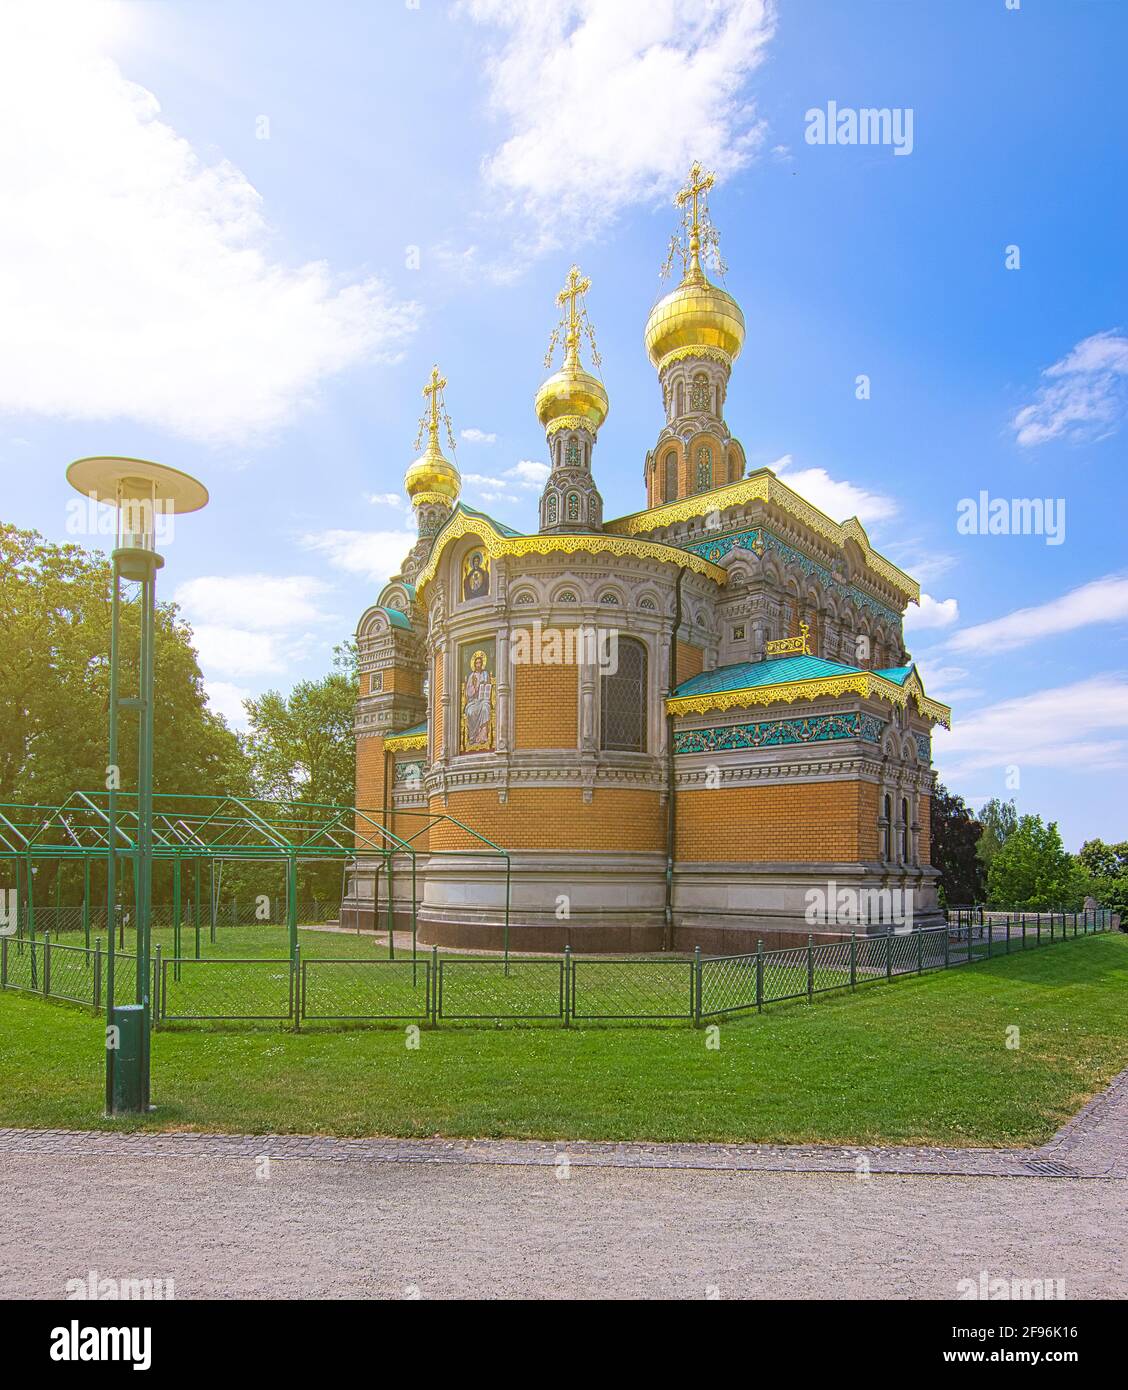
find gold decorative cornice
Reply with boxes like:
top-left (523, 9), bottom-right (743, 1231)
top-left (667, 669), bottom-right (951, 728)
top-left (413, 507), bottom-right (727, 595)
top-left (605, 469), bottom-right (921, 603)
top-left (544, 414), bottom-right (598, 438)
top-left (655, 345), bottom-right (733, 374)
top-left (409, 491), bottom-right (454, 508)
top-left (385, 731), bottom-right (427, 751)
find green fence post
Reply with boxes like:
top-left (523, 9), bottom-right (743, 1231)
top-left (944, 920), bottom-right (950, 969)
top-left (83, 858), bottom-right (91, 950)
top-left (431, 945), bottom-right (439, 1027)
top-left (756, 939), bottom-right (763, 1012)
top-left (105, 930), bottom-right (115, 1114)
top-left (1006, 915), bottom-right (1011, 953)
top-left (1036, 912), bottom-right (1041, 946)
top-left (43, 932), bottom-right (50, 997)
top-left (292, 944), bottom-right (301, 1032)
top-left (886, 930), bottom-right (892, 980)
top-left (1, 935), bottom-right (6, 988)
top-left (562, 945), bottom-right (571, 1028)
top-left (850, 931), bottom-right (857, 990)
top-left (93, 939), bottom-right (101, 1010)
top-left (152, 945), bottom-right (161, 1029)
top-left (986, 916), bottom-right (993, 960)
top-left (917, 924), bottom-right (923, 974)
top-left (807, 934), bottom-right (814, 1002)
top-left (694, 945), bottom-right (702, 1026)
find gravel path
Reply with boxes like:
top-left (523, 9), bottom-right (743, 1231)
top-left (2, 1157), bottom-right (1123, 1299)
top-left (2, 1071), bottom-right (1124, 1299)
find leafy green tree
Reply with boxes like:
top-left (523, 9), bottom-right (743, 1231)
top-left (976, 797), bottom-right (1018, 872)
top-left (0, 525), bottom-right (248, 900)
top-left (930, 782), bottom-right (985, 906)
top-left (1076, 838), bottom-right (1128, 918)
top-left (986, 814), bottom-right (1087, 910)
top-left (242, 644), bottom-right (358, 806)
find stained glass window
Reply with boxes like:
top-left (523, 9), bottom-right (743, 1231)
top-left (664, 450), bottom-right (677, 498)
top-left (546, 493), bottom-right (558, 525)
top-left (565, 438), bottom-right (580, 467)
top-left (567, 492), bottom-right (580, 520)
top-left (696, 446), bottom-right (712, 492)
top-left (690, 374), bottom-right (710, 412)
top-left (601, 638), bottom-right (647, 752)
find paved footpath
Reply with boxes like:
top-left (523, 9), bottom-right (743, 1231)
top-left (1, 1072), bottom-right (1124, 1299)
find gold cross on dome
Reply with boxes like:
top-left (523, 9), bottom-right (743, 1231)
top-left (675, 160), bottom-right (714, 244)
top-left (422, 364), bottom-right (446, 435)
top-left (544, 265), bottom-right (601, 371)
top-left (556, 265), bottom-right (591, 343)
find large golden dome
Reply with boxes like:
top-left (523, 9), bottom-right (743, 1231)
top-left (644, 270), bottom-right (745, 368)
top-left (405, 438), bottom-right (460, 503)
top-left (534, 358), bottom-right (609, 433)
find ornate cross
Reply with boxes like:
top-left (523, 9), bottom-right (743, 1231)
top-left (675, 160), bottom-right (714, 244)
top-left (422, 364), bottom-right (446, 439)
top-left (544, 265), bottom-right (600, 369)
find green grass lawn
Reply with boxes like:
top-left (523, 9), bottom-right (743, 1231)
top-left (0, 931), bottom-right (1125, 1147)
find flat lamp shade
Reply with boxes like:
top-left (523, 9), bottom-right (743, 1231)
top-left (66, 456), bottom-right (209, 514)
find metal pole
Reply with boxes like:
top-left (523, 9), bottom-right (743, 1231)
top-left (137, 556), bottom-right (157, 1109)
top-left (83, 857), bottom-right (91, 949)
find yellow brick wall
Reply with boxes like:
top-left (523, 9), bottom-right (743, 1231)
top-left (428, 788), bottom-right (665, 852)
top-left (858, 780), bottom-right (880, 860)
top-left (355, 734), bottom-right (386, 844)
top-left (514, 661), bottom-right (579, 749)
top-left (677, 780), bottom-right (879, 862)
top-left (675, 641), bottom-right (704, 684)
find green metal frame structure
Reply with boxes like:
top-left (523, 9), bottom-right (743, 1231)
top-left (0, 793), bottom-right (511, 972)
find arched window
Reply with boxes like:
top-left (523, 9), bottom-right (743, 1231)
top-left (565, 438), bottom-right (580, 468)
top-left (664, 450), bottom-right (677, 499)
top-left (567, 492), bottom-right (580, 521)
top-left (901, 797), bottom-right (910, 863)
top-left (601, 637), bottom-right (647, 752)
top-left (546, 493), bottom-right (558, 526)
top-left (690, 373), bottom-right (710, 412)
top-left (882, 793), bottom-right (892, 860)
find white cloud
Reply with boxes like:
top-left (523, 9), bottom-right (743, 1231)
top-left (461, 428), bottom-right (498, 444)
top-left (509, 459), bottom-right (549, 487)
top-left (300, 529), bottom-right (416, 585)
top-left (203, 679), bottom-right (252, 728)
top-left (903, 592), bottom-right (959, 632)
top-left (0, 2), bottom-right (419, 445)
top-left (1012, 329), bottom-right (1128, 447)
top-left (933, 675), bottom-right (1128, 776)
top-left (367, 492), bottom-right (403, 508)
top-left (771, 454), bottom-right (898, 528)
top-left (174, 573), bottom-right (337, 682)
top-left (174, 574), bottom-right (334, 631)
top-left (948, 575), bottom-right (1128, 655)
top-left (464, 0), bottom-right (776, 248)
top-left (910, 657), bottom-right (982, 706)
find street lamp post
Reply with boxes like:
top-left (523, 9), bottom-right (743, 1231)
top-left (66, 457), bottom-right (208, 1114)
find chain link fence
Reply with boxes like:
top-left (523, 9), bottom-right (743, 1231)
top-left (1, 910), bottom-right (1118, 1029)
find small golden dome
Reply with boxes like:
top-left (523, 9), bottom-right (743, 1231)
top-left (644, 270), bottom-right (745, 368)
top-left (405, 439), bottom-right (460, 504)
top-left (534, 357), bottom-right (609, 433)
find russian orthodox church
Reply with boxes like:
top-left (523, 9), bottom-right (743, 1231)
top-left (344, 164), bottom-right (950, 952)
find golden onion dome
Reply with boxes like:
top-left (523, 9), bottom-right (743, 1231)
top-left (644, 269), bottom-right (745, 369)
top-left (534, 354), bottom-right (609, 433)
top-left (405, 437), bottom-right (460, 504)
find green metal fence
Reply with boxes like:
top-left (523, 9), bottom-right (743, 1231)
top-left (1, 910), bottom-right (1118, 1029)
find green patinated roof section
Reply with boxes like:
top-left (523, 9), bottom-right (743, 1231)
top-left (454, 502), bottom-right (522, 538)
top-left (673, 655), bottom-right (864, 697)
top-left (874, 664), bottom-right (914, 685)
top-left (392, 721), bottom-right (428, 738)
top-left (376, 606), bottom-right (412, 630)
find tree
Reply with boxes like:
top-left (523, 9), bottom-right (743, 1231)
top-left (0, 523), bottom-right (248, 901)
top-left (242, 644), bottom-right (358, 806)
top-left (1076, 838), bottom-right (1128, 917)
top-left (929, 782), bottom-right (985, 906)
top-left (986, 814), bottom-right (1087, 910)
top-left (976, 797), bottom-right (1018, 872)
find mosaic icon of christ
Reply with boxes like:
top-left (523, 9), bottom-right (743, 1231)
top-left (461, 648), bottom-right (494, 751)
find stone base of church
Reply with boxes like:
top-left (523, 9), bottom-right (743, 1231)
top-left (341, 852), bottom-right (944, 954)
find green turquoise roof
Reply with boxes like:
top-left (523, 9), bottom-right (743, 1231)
top-left (874, 664), bottom-right (914, 685)
top-left (455, 502), bottom-right (522, 538)
top-left (391, 721), bottom-right (427, 738)
top-left (376, 606), bottom-right (412, 630)
top-left (674, 655), bottom-right (864, 697)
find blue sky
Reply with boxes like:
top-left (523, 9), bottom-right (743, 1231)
top-left (1, 0), bottom-right (1125, 848)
